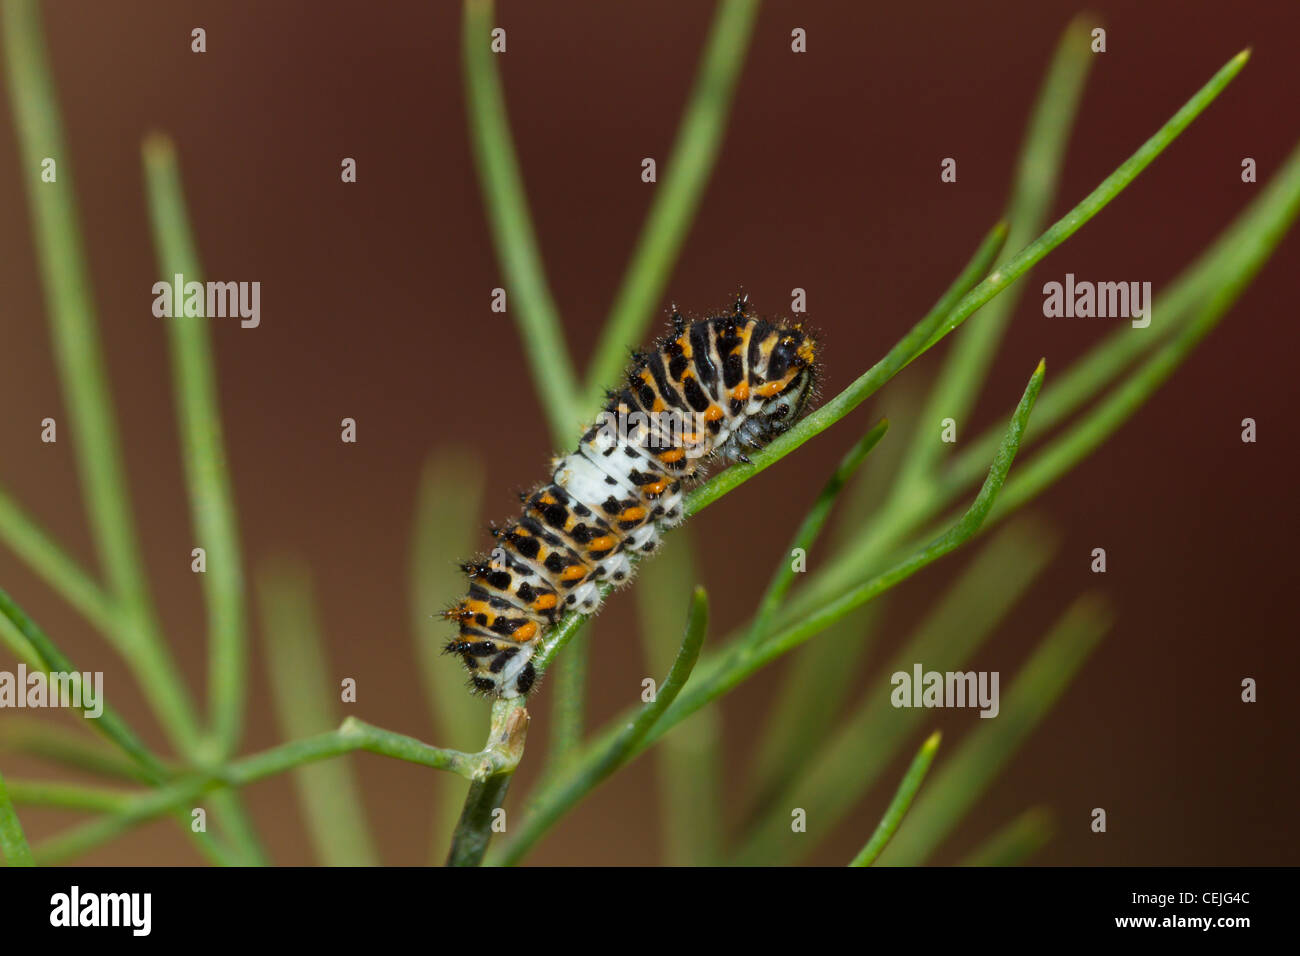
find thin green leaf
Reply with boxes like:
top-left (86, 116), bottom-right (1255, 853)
top-left (494, 363), bottom-right (1044, 865)
top-left (848, 730), bottom-right (941, 867)
top-left (0, 588), bottom-right (246, 864)
top-left (516, 221), bottom-right (1004, 802)
top-left (584, 0), bottom-right (761, 403)
top-left (6, 778), bottom-right (133, 813)
top-left (711, 419), bottom-right (890, 827)
top-left (257, 558), bottom-right (379, 866)
top-left (683, 221), bottom-right (1009, 517)
top-left (961, 807), bottom-right (1055, 866)
top-left (0, 718), bottom-right (154, 783)
top-left (545, 628), bottom-right (590, 775)
top-left (0, 606), bottom-right (42, 670)
top-left (732, 516), bottom-right (1055, 865)
top-left (634, 530), bottom-right (722, 865)
top-left (892, 16), bottom-right (1093, 493)
top-left (944, 137), bottom-right (1300, 496)
top-left (35, 717), bottom-right (480, 864)
top-left (777, 127), bottom-right (1300, 641)
top-left (410, 452), bottom-right (490, 854)
top-left (0, 0), bottom-right (204, 754)
top-left (141, 133), bottom-right (249, 757)
top-left (671, 361), bottom-right (1044, 724)
top-left (684, 46), bottom-right (1251, 525)
top-left (986, 152), bottom-right (1300, 522)
top-left (461, 0), bottom-right (582, 440)
top-left (876, 595), bottom-right (1110, 864)
top-left (916, 49), bottom-right (1251, 359)
top-left (743, 603), bottom-right (882, 822)
top-left (0, 587), bottom-right (168, 783)
top-left (742, 419), bottom-right (889, 648)
top-left (0, 771), bottom-right (34, 866)
top-left (0, 490), bottom-right (118, 635)
top-left (494, 587), bottom-right (708, 866)
top-left (744, 383), bottom-right (923, 811)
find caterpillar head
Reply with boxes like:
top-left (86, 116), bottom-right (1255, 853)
top-left (752, 326), bottom-right (818, 433)
top-left (718, 324), bottom-right (818, 460)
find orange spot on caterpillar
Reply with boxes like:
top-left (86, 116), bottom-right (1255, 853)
top-left (512, 620), bottom-right (538, 642)
top-left (620, 506), bottom-right (648, 522)
top-left (588, 534), bottom-right (618, 551)
top-left (560, 564), bottom-right (587, 581)
top-left (704, 405), bottom-right (724, 422)
top-left (533, 593), bottom-right (558, 611)
top-left (658, 448), bottom-right (685, 463)
top-left (732, 382), bottom-right (750, 401)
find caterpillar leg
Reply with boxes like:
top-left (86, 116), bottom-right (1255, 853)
top-left (447, 636), bottom-right (539, 698)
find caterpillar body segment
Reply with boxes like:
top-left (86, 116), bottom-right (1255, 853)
top-left (444, 295), bottom-right (819, 697)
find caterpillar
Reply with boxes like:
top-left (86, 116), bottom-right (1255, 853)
top-left (443, 294), bottom-right (819, 698)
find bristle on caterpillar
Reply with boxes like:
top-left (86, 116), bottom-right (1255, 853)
top-left (447, 295), bottom-right (820, 697)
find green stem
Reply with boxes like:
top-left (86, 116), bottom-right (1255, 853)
top-left (777, 131), bottom-right (1300, 640)
top-left (445, 698), bottom-right (530, 866)
top-left (446, 775), bottom-right (514, 867)
top-left (0, 587), bottom-right (245, 864)
top-left (6, 778), bottom-right (134, 813)
top-left (0, 771), bottom-right (34, 866)
top-left (733, 518), bottom-right (1054, 865)
top-left (961, 807), bottom-right (1054, 866)
top-left (891, 16), bottom-right (1093, 495)
top-left (634, 530), bottom-right (722, 865)
top-left (461, 0), bottom-right (582, 440)
top-left (848, 730), bottom-right (941, 867)
top-left (0, 587), bottom-right (169, 783)
top-left (664, 363), bottom-right (1043, 733)
top-left (492, 363), bottom-right (1041, 865)
top-left (942, 135), bottom-right (1300, 494)
top-left (257, 559), bottom-right (379, 866)
top-left (965, 142), bottom-right (1300, 521)
top-left (0, 0), bottom-right (204, 755)
top-left (874, 596), bottom-right (1110, 864)
top-left (545, 630), bottom-right (588, 772)
top-left (683, 220), bottom-right (1008, 517)
top-left (498, 587), bottom-right (708, 864)
top-left (35, 718), bottom-right (479, 864)
top-left (141, 133), bottom-right (248, 759)
top-left (742, 419), bottom-right (888, 647)
top-left (916, 49), bottom-right (1249, 358)
top-left (461, 0), bottom-right (594, 759)
top-left (408, 452), bottom-right (487, 860)
top-left (686, 48), bottom-right (1248, 525)
top-left (0, 718), bottom-right (156, 783)
top-left (0, 490), bottom-right (118, 635)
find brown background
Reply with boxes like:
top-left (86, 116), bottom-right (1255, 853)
top-left (1, 0), bottom-right (1296, 866)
